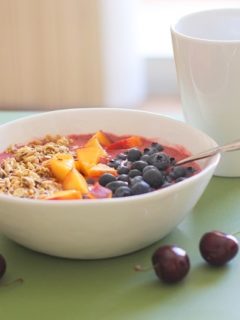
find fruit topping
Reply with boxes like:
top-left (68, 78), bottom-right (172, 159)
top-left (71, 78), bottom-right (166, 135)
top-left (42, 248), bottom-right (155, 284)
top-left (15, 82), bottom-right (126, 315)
top-left (127, 148), bottom-right (142, 161)
top-left (107, 136), bottom-right (142, 150)
top-left (148, 152), bottom-right (170, 170)
top-left (77, 137), bottom-right (107, 175)
top-left (87, 163), bottom-right (117, 178)
top-left (105, 181), bottom-right (128, 193)
top-left (62, 168), bottom-right (88, 194)
top-left (114, 186), bottom-right (132, 198)
top-left (89, 130), bottom-right (111, 147)
top-left (142, 168), bottom-right (164, 189)
top-left (131, 160), bottom-right (148, 171)
top-left (1, 130), bottom-right (199, 200)
top-left (131, 180), bottom-right (151, 195)
top-left (87, 183), bottom-right (112, 199)
top-left (99, 173), bottom-right (117, 186)
top-left (48, 153), bottom-right (75, 181)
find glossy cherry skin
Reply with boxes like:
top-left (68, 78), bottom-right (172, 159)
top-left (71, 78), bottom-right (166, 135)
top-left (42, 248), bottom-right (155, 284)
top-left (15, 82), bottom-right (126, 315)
top-left (0, 254), bottom-right (6, 279)
top-left (151, 245), bottom-right (190, 283)
top-left (199, 231), bottom-right (239, 266)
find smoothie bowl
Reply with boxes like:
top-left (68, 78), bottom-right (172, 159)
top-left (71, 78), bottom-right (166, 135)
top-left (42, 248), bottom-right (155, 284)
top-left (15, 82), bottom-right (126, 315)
top-left (0, 108), bottom-right (220, 259)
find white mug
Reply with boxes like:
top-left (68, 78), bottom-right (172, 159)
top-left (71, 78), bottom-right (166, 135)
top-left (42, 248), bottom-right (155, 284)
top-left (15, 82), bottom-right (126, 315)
top-left (171, 8), bottom-right (240, 177)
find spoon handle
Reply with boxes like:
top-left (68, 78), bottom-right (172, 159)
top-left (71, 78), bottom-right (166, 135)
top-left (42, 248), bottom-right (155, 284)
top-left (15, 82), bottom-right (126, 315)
top-left (176, 139), bottom-right (240, 166)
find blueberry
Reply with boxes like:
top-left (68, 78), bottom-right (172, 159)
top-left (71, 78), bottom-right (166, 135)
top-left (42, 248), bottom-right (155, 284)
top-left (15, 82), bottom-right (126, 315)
top-left (148, 152), bottom-right (170, 170)
top-left (161, 182), bottom-right (173, 188)
top-left (142, 168), bottom-right (164, 189)
top-left (151, 142), bottom-right (164, 152)
top-left (142, 165), bottom-right (158, 174)
top-left (175, 177), bottom-right (187, 183)
top-left (117, 165), bottom-right (129, 175)
top-left (169, 166), bottom-right (188, 180)
top-left (127, 148), bottom-right (142, 161)
top-left (99, 173), bottom-right (116, 186)
top-left (170, 157), bottom-right (176, 165)
top-left (116, 153), bottom-right (127, 160)
top-left (117, 174), bottom-right (129, 182)
top-left (86, 177), bottom-right (95, 185)
top-left (128, 169), bottom-right (142, 178)
top-left (143, 148), bottom-right (150, 154)
top-left (114, 186), bottom-right (132, 198)
top-left (140, 154), bottom-right (151, 163)
top-left (130, 175), bottom-right (143, 186)
top-left (165, 175), bottom-right (173, 183)
top-left (131, 160), bottom-right (148, 172)
top-left (145, 148), bottom-right (157, 155)
top-left (186, 166), bottom-right (196, 176)
top-left (131, 181), bottom-right (151, 195)
top-left (105, 181), bottom-right (128, 192)
top-left (107, 159), bottom-right (121, 169)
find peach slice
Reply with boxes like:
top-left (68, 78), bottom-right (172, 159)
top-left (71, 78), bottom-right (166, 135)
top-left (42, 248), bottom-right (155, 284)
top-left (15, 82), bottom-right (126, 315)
top-left (43, 190), bottom-right (82, 200)
top-left (84, 137), bottom-right (108, 156)
top-left (87, 163), bottom-right (117, 178)
top-left (88, 130), bottom-right (111, 147)
top-left (63, 168), bottom-right (88, 194)
top-left (77, 138), bottom-right (108, 175)
top-left (74, 160), bottom-right (81, 171)
top-left (87, 183), bottom-right (112, 199)
top-left (48, 153), bottom-right (74, 181)
top-left (107, 136), bottom-right (142, 150)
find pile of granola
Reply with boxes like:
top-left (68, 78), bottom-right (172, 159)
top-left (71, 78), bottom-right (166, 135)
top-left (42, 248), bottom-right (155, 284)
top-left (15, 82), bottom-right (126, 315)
top-left (0, 135), bottom-right (72, 199)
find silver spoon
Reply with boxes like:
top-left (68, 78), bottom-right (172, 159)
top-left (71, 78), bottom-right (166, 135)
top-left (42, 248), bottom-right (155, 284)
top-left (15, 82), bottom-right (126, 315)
top-left (176, 139), bottom-right (240, 166)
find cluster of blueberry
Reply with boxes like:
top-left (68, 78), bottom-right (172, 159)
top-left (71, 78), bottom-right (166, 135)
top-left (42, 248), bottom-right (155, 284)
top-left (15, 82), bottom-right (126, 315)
top-left (99, 143), bottom-right (196, 198)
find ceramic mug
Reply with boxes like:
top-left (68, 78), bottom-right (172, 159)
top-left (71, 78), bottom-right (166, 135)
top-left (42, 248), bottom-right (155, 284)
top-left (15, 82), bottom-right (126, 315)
top-left (171, 8), bottom-right (240, 177)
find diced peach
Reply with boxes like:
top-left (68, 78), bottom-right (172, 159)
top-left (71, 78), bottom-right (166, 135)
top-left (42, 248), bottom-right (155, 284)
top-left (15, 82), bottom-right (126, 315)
top-left (74, 160), bottom-right (81, 171)
top-left (89, 130), bottom-right (111, 147)
top-left (84, 137), bottom-right (108, 157)
top-left (48, 153), bottom-right (74, 181)
top-left (76, 146), bottom-right (100, 175)
top-left (77, 138), bottom-right (108, 175)
top-left (63, 168), bottom-right (88, 194)
top-left (87, 183), bottom-right (112, 199)
top-left (107, 136), bottom-right (142, 150)
top-left (43, 190), bottom-right (82, 200)
top-left (86, 163), bottom-right (117, 178)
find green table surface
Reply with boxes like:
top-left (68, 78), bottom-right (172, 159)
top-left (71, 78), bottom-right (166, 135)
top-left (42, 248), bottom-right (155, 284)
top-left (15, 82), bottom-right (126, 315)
top-left (0, 111), bottom-right (240, 320)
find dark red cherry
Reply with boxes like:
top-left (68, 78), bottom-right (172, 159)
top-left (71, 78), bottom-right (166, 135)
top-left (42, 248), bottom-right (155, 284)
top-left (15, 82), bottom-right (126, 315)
top-left (151, 245), bottom-right (190, 283)
top-left (199, 231), bottom-right (239, 266)
top-left (0, 255), bottom-right (6, 279)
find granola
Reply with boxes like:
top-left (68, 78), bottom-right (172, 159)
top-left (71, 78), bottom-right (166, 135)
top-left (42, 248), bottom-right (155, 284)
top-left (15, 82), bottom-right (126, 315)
top-left (0, 135), bottom-right (72, 199)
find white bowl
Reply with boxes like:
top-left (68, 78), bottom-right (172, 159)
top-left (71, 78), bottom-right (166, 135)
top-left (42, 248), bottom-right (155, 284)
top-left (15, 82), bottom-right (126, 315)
top-left (0, 108), bottom-right (220, 259)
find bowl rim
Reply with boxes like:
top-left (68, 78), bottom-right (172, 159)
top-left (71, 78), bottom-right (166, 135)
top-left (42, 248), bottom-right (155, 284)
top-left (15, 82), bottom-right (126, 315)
top-left (0, 107), bottom-right (220, 206)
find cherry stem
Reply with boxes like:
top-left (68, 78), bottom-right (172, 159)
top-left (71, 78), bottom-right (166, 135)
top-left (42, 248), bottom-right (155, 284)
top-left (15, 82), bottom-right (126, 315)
top-left (1, 278), bottom-right (24, 287)
top-left (232, 231), bottom-right (240, 237)
top-left (134, 264), bottom-right (153, 272)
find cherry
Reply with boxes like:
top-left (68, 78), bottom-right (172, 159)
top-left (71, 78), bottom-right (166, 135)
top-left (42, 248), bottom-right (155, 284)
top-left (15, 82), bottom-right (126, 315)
top-left (0, 254), bottom-right (6, 279)
top-left (135, 245), bottom-right (190, 284)
top-left (151, 245), bottom-right (190, 283)
top-left (199, 231), bottom-right (239, 266)
top-left (0, 254), bottom-right (23, 287)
